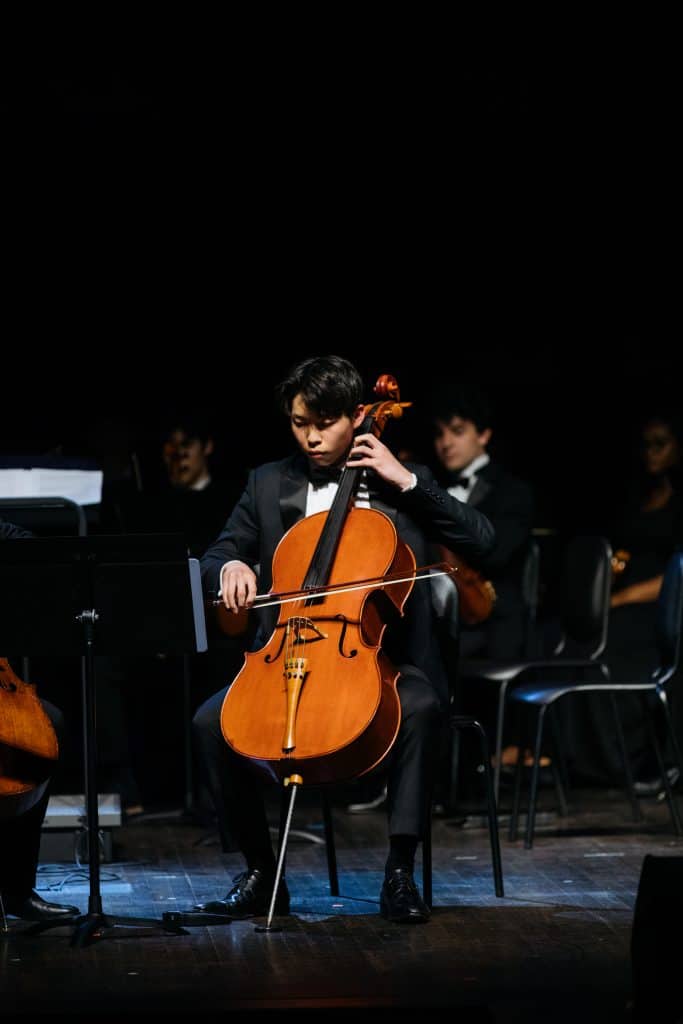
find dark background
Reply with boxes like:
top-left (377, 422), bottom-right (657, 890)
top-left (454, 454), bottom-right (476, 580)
top-left (2, 50), bottom-right (675, 540)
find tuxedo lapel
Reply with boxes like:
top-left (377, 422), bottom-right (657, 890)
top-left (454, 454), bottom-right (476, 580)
top-left (467, 462), bottom-right (498, 507)
top-left (467, 476), bottom-right (492, 508)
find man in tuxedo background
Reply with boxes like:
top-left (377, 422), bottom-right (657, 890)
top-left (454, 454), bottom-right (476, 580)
top-left (430, 387), bottom-right (536, 782)
top-left (432, 385), bottom-right (536, 661)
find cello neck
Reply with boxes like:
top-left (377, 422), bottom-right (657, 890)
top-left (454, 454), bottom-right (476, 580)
top-left (300, 403), bottom-right (399, 593)
top-left (302, 463), bottom-right (363, 592)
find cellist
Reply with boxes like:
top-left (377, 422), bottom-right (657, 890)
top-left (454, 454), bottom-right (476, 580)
top-left (191, 356), bottom-right (494, 924)
top-left (0, 517), bottom-right (79, 922)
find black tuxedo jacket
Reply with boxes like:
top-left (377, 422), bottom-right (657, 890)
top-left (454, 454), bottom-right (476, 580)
top-left (465, 461), bottom-right (535, 582)
top-left (201, 453), bottom-right (494, 707)
top-left (451, 460), bottom-right (536, 657)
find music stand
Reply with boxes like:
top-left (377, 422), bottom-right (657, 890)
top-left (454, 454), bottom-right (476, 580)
top-left (0, 534), bottom-right (208, 947)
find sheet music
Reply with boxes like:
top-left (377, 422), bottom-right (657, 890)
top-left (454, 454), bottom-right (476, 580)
top-left (0, 468), bottom-right (103, 506)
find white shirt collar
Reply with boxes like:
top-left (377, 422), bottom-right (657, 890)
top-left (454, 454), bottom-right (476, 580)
top-left (461, 453), bottom-right (489, 479)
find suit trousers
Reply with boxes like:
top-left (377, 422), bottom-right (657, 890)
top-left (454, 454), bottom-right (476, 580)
top-left (192, 663), bottom-right (442, 858)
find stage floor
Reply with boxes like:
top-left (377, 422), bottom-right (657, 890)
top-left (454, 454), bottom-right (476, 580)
top-left (2, 782), bottom-right (682, 1022)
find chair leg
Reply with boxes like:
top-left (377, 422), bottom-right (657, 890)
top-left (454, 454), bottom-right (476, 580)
top-left (509, 729), bottom-right (525, 842)
top-left (468, 719), bottom-right (504, 897)
top-left (422, 805), bottom-right (433, 908)
top-left (548, 708), bottom-right (569, 818)
top-left (320, 790), bottom-right (340, 896)
top-left (447, 725), bottom-right (462, 815)
top-left (610, 692), bottom-right (642, 822)
top-left (525, 707), bottom-right (547, 849)
top-left (454, 720), bottom-right (507, 897)
top-left (648, 703), bottom-right (683, 836)
top-left (493, 679), bottom-right (510, 806)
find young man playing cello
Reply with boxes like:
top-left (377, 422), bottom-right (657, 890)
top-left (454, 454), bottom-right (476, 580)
top-left (191, 356), bottom-right (494, 924)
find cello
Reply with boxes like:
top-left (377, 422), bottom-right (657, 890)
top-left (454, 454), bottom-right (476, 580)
top-left (219, 375), bottom-right (418, 788)
top-left (0, 657), bottom-right (58, 820)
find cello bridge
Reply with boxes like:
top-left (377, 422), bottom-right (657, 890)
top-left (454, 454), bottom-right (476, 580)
top-left (287, 617), bottom-right (328, 643)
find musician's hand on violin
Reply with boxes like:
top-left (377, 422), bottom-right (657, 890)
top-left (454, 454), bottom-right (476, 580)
top-left (347, 433), bottom-right (414, 491)
top-left (220, 560), bottom-right (258, 613)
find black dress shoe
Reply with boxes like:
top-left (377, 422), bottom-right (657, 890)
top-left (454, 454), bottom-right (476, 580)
top-left (194, 868), bottom-right (290, 919)
top-left (3, 891), bottom-right (80, 921)
top-left (380, 868), bottom-right (430, 924)
top-left (633, 765), bottom-right (680, 796)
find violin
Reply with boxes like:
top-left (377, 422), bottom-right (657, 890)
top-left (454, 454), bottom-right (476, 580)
top-left (0, 657), bottom-right (58, 819)
top-left (219, 374), bottom-right (420, 786)
top-left (435, 544), bottom-right (496, 625)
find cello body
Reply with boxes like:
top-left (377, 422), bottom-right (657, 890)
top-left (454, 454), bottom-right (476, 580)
top-left (0, 658), bottom-right (58, 819)
top-left (220, 506), bottom-right (416, 785)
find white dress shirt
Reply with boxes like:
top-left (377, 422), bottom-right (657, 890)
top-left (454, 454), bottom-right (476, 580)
top-left (446, 453), bottom-right (489, 503)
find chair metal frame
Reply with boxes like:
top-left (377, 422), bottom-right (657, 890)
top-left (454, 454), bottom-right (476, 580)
top-left (508, 551), bottom-right (683, 848)
top-left (459, 534), bottom-right (613, 803)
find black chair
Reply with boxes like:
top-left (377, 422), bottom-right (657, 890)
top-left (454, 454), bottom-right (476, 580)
top-left (312, 750), bottom-right (504, 906)
top-left (458, 534), bottom-right (613, 803)
top-left (508, 551), bottom-right (683, 848)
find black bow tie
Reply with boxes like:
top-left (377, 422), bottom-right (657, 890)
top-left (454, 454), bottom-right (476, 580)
top-left (309, 462), bottom-right (344, 486)
top-left (444, 471), bottom-right (472, 490)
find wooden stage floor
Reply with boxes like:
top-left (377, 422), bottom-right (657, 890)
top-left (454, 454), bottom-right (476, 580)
top-left (2, 783), bottom-right (682, 1022)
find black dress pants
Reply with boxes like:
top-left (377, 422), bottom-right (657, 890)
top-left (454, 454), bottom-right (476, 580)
top-left (192, 664), bottom-right (442, 859)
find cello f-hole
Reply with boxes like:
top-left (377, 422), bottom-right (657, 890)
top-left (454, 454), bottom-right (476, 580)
top-left (334, 615), bottom-right (358, 659)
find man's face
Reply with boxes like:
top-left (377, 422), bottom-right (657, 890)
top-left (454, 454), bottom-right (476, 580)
top-left (290, 394), bottom-right (365, 468)
top-left (163, 430), bottom-right (213, 488)
top-left (433, 415), bottom-right (491, 472)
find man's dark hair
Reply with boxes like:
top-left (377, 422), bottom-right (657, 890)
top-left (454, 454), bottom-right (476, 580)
top-left (161, 414), bottom-right (214, 446)
top-left (276, 355), bottom-right (364, 419)
top-left (431, 384), bottom-right (494, 435)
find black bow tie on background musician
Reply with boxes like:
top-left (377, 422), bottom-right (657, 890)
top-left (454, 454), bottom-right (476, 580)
top-left (443, 470), bottom-right (472, 490)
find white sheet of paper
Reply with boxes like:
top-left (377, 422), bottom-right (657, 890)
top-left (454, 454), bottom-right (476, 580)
top-left (0, 468), bottom-right (103, 506)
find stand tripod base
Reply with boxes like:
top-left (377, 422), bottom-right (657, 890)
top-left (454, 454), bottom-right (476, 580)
top-left (162, 910), bottom-right (233, 928)
top-left (25, 911), bottom-right (188, 947)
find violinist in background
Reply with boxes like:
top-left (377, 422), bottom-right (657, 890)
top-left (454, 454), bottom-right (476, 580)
top-left (190, 355), bottom-right (494, 925)
top-left (430, 386), bottom-right (536, 776)
top-left (0, 517), bottom-right (79, 922)
top-left (431, 385), bottom-right (536, 660)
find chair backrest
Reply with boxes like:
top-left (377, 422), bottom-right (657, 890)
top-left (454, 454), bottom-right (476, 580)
top-left (521, 537), bottom-right (541, 657)
top-left (557, 534), bottom-right (612, 659)
top-left (653, 551), bottom-right (683, 687)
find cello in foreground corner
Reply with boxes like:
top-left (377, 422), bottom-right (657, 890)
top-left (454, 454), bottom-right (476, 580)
top-left (0, 657), bottom-right (58, 820)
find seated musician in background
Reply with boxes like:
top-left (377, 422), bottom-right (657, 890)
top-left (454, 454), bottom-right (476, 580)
top-left (430, 385), bottom-right (536, 773)
top-left (190, 355), bottom-right (494, 925)
top-left (0, 517), bottom-right (79, 922)
top-left (564, 409), bottom-right (683, 792)
top-left (97, 414), bottom-right (247, 816)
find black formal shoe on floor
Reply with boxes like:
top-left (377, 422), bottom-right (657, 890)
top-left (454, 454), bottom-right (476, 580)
top-left (194, 868), bottom-right (290, 919)
top-left (3, 891), bottom-right (80, 922)
top-left (380, 868), bottom-right (430, 924)
top-left (633, 765), bottom-right (680, 797)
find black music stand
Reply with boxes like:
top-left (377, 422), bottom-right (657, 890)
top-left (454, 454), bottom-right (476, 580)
top-left (0, 534), bottom-right (208, 947)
